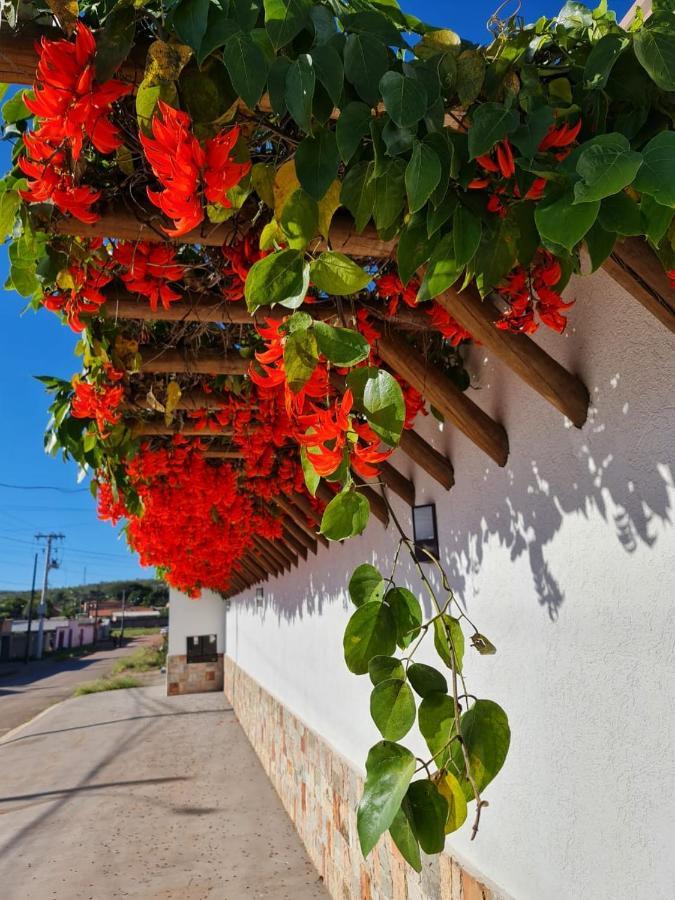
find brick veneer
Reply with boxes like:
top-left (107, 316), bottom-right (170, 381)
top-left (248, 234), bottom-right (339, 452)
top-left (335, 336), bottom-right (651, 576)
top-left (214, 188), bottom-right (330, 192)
top-left (166, 653), bottom-right (224, 695)
top-left (223, 656), bottom-right (502, 900)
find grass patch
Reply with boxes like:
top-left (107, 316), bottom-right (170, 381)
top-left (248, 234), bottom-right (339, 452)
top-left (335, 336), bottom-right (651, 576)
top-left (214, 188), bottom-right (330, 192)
top-left (111, 645), bottom-right (166, 675)
top-left (115, 627), bottom-right (163, 636)
top-left (74, 675), bottom-right (141, 696)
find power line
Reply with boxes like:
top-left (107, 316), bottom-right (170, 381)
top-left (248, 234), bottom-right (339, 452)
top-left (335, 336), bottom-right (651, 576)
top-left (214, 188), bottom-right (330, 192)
top-left (0, 481), bottom-right (89, 493)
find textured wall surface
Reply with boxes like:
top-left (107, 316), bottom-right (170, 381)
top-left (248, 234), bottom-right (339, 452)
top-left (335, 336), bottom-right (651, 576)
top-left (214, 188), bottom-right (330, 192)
top-left (166, 653), bottom-right (224, 695)
top-left (223, 269), bottom-right (675, 900)
top-left (224, 657), bottom-right (499, 900)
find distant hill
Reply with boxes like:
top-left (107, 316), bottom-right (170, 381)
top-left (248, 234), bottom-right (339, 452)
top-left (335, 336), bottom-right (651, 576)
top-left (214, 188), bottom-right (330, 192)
top-left (0, 578), bottom-right (168, 619)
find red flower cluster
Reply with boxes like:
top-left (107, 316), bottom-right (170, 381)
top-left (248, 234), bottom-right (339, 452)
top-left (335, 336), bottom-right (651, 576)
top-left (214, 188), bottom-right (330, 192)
top-left (140, 102), bottom-right (250, 237)
top-left (374, 272), bottom-right (472, 346)
top-left (221, 236), bottom-right (268, 301)
top-left (114, 241), bottom-right (185, 312)
top-left (20, 23), bottom-right (132, 222)
top-left (43, 242), bottom-right (112, 331)
top-left (469, 120), bottom-right (582, 217)
top-left (71, 377), bottom-right (124, 435)
top-left (496, 251), bottom-right (574, 334)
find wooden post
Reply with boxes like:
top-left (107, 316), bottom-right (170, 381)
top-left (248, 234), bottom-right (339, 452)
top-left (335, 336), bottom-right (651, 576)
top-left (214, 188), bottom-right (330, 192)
top-left (376, 332), bottom-right (509, 466)
top-left (139, 347), bottom-right (249, 376)
top-left (434, 284), bottom-right (589, 427)
top-left (602, 237), bottom-right (675, 334)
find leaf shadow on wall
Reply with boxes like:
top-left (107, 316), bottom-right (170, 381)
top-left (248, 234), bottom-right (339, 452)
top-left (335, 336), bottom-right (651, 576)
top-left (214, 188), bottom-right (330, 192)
top-left (243, 317), bottom-right (674, 625)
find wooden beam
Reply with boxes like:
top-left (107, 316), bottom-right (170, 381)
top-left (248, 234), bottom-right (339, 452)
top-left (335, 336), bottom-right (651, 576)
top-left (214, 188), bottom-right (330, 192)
top-left (264, 535), bottom-right (298, 570)
top-left (254, 535), bottom-right (290, 573)
top-left (203, 449), bottom-right (244, 459)
top-left (251, 544), bottom-right (281, 578)
top-left (370, 461), bottom-right (415, 507)
top-left (139, 347), bottom-right (249, 376)
top-left (283, 527), bottom-right (308, 561)
top-left (376, 332), bottom-right (509, 466)
top-left (398, 429), bottom-right (454, 491)
top-left (128, 421), bottom-right (234, 438)
top-left (291, 491), bottom-right (323, 525)
top-left (282, 516), bottom-right (318, 555)
top-left (434, 284), bottom-right (589, 427)
top-left (241, 552), bottom-right (268, 582)
top-left (51, 202), bottom-right (395, 256)
top-left (275, 494), bottom-right (329, 548)
top-left (602, 237), bottom-right (675, 334)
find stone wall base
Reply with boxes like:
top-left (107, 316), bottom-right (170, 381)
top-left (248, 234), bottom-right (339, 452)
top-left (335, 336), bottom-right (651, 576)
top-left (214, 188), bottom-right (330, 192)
top-left (223, 656), bottom-right (502, 900)
top-left (167, 653), bottom-right (223, 695)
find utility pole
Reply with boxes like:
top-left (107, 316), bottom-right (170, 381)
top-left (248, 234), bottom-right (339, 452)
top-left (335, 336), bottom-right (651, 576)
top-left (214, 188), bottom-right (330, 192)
top-left (119, 590), bottom-right (126, 647)
top-left (34, 533), bottom-right (64, 661)
top-left (24, 552), bottom-right (38, 664)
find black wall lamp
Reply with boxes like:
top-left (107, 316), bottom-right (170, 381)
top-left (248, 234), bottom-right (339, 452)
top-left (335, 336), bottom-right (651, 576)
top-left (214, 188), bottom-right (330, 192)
top-left (412, 503), bottom-right (439, 562)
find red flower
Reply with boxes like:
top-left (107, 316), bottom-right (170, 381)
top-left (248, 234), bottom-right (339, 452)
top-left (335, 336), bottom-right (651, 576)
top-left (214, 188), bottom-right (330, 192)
top-left (667, 270), bottom-right (675, 290)
top-left (43, 254), bottom-right (112, 332)
top-left (114, 241), bottom-right (185, 312)
top-left (71, 378), bottom-right (123, 435)
top-left (375, 272), bottom-right (419, 316)
top-left (538, 119), bottom-right (582, 153)
top-left (425, 303), bottom-right (472, 346)
top-left (496, 250), bottom-right (573, 335)
top-left (221, 236), bottom-right (268, 301)
top-left (141, 102), bottom-right (251, 237)
top-left (19, 133), bottom-right (101, 223)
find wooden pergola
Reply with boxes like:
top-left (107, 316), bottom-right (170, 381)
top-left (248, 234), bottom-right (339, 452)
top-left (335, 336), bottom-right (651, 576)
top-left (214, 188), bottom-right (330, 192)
top-left (2, 23), bottom-right (673, 595)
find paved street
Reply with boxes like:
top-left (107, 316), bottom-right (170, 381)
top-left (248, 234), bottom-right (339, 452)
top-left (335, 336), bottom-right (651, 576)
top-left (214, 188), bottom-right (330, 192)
top-left (0, 685), bottom-right (328, 900)
top-left (0, 637), bottom-right (158, 738)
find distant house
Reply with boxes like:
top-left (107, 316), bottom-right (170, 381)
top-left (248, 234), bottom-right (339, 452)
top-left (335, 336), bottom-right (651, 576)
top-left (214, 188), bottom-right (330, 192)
top-left (110, 609), bottom-right (168, 629)
top-left (0, 617), bottom-right (109, 661)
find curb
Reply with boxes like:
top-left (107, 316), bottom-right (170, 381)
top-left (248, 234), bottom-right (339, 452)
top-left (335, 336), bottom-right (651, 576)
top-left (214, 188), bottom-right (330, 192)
top-left (0, 701), bottom-right (62, 745)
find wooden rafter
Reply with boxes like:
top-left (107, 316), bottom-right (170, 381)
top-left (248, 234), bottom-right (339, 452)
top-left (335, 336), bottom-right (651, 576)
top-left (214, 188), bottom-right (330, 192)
top-left (602, 237), bottom-right (675, 334)
top-left (275, 494), bottom-right (330, 548)
top-left (139, 347), bottom-right (249, 376)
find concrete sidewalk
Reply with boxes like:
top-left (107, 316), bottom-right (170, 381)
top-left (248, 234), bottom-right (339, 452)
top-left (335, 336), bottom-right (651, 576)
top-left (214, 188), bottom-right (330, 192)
top-left (0, 685), bottom-right (327, 900)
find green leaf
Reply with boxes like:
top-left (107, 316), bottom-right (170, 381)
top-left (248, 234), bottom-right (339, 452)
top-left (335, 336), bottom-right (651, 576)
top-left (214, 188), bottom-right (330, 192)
top-left (407, 662), bottom-right (448, 698)
top-left (180, 64), bottom-right (238, 123)
top-left (314, 324), bottom-right (368, 369)
top-left (574, 134), bottom-right (643, 203)
top-left (584, 220), bottom-right (616, 271)
top-left (433, 614), bottom-right (464, 672)
top-left (357, 741), bottom-right (416, 857)
top-left (267, 56), bottom-right (291, 114)
top-left (468, 102), bottom-right (519, 159)
top-left (474, 215), bottom-right (520, 294)
top-left (583, 33), bottom-right (628, 89)
top-left (509, 106), bottom-right (554, 159)
top-left (453, 204), bottom-right (481, 268)
top-left (283, 327), bottom-right (319, 392)
top-left (416, 232), bottom-right (462, 302)
top-left (342, 10), bottom-right (407, 48)
top-left (389, 803), bottom-right (422, 872)
top-left (385, 587), bottom-right (422, 649)
top-left (279, 188), bottom-right (318, 248)
top-left (598, 192), bottom-right (642, 236)
top-left (263, 0), bottom-right (310, 51)
top-left (244, 248), bottom-right (306, 311)
top-left (448, 699), bottom-right (511, 800)
top-left (641, 195), bottom-right (673, 246)
top-left (346, 367), bottom-right (406, 447)
top-left (419, 692), bottom-right (456, 762)
top-left (173, 0), bottom-right (210, 54)
top-left (456, 50), bottom-right (485, 106)
top-left (0, 190), bottom-right (21, 243)
top-left (312, 43), bottom-right (343, 107)
top-left (223, 31), bottom-right (268, 110)
top-left (427, 192), bottom-right (457, 238)
top-left (310, 251), bottom-right (370, 296)
top-left (322, 489), bottom-right (370, 542)
top-left (405, 141), bottom-right (441, 214)
top-left (94, 3), bottom-right (136, 81)
top-left (373, 161), bottom-right (406, 233)
top-left (344, 600), bottom-right (397, 674)
top-left (535, 189), bottom-right (600, 252)
top-left (341, 161), bottom-right (376, 232)
top-left (295, 128), bottom-right (339, 200)
top-left (232, 0), bottom-right (261, 30)
top-left (2, 90), bottom-right (32, 124)
top-left (379, 71), bottom-right (427, 129)
top-left (369, 655), bottom-right (405, 685)
top-left (344, 33), bottom-right (389, 106)
top-left (634, 131), bottom-right (675, 209)
top-left (405, 780), bottom-right (448, 855)
top-left (634, 24), bottom-right (675, 91)
top-left (196, 6), bottom-right (240, 64)
top-left (414, 28), bottom-right (461, 59)
top-left (336, 102), bottom-right (372, 163)
top-left (397, 215), bottom-right (432, 285)
top-left (349, 563), bottom-right (385, 607)
top-left (470, 632), bottom-right (497, 655)
top-left (436, 771), bottom-right (468, 834)
top-left (370, 678), bottom-right (416, 741)
top-left (300, 446), bottom-right (320, 496)
top-left (285, 54), bottom-right (315, 132)
top-left (382, 119), bottom-right (414, 157)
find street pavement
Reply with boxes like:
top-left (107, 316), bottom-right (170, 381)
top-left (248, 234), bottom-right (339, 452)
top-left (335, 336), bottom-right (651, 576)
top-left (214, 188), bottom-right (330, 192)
top-left (0, 685), bottom-right (328, 899)
top-left (0, 637), bottom-right (158, 738)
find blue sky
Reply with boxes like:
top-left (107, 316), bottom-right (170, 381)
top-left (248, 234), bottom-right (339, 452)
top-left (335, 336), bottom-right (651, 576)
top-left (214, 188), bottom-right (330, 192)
top-left (0, 1), bottom-right (631, 591)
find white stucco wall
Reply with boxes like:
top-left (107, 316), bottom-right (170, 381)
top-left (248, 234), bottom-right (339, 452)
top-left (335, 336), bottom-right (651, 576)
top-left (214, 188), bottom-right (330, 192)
top-left (168, 587), bottom-right (227, 656)
top-left (222, 268), bottom-right (675, 900)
